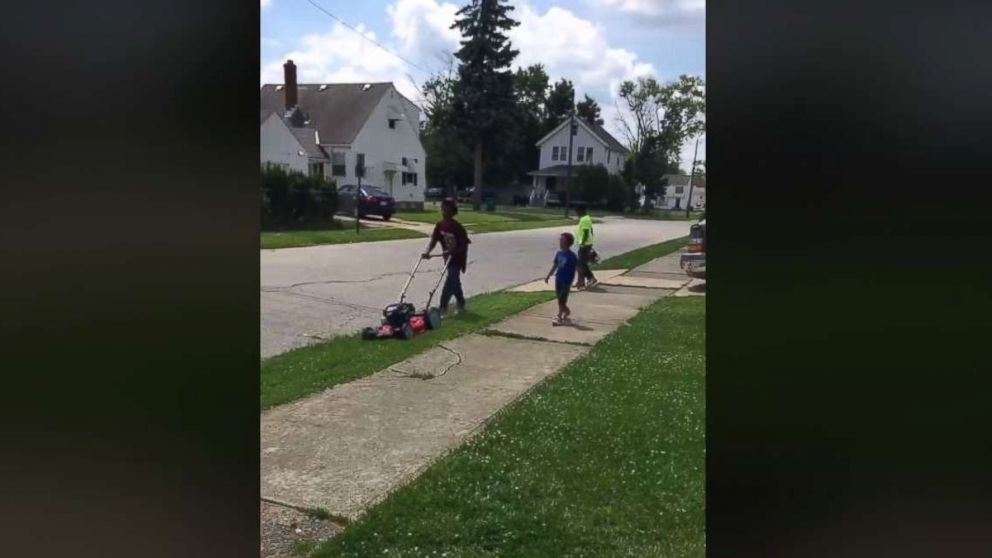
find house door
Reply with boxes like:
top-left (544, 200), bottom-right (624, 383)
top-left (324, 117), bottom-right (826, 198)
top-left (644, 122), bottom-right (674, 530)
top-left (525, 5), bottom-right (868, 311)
top-left (545, 176), bottom-right (557, 192)
top-left (385, 171), bottom-right (395, 196)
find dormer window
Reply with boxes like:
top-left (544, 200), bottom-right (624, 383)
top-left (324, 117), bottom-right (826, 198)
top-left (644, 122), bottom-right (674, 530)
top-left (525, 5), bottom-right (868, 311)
top-left (388, 119), bottom-right (397, 129)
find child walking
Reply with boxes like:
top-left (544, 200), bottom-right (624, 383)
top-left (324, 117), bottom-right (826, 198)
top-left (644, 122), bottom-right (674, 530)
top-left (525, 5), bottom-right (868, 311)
top-left (545, 232), bottom-right (578, 326)
top-left (422, 198), bottom-right (471, 316)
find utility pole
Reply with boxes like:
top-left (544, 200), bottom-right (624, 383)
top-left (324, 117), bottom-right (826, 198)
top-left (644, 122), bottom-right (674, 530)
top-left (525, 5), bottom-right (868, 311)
top-left (685, 136), bottom-right (700, 219)
top-left (564, 110), bottom-right (576, 218)
top-left (355, 154), bottom-right (365, 234)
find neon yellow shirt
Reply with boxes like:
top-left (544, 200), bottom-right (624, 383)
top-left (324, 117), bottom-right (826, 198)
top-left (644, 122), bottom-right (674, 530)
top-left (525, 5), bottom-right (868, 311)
top-left (577, 215), bottom-right (594, 246)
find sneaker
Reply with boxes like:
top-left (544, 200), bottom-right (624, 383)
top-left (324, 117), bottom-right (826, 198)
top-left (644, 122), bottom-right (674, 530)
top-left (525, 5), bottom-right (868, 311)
top-left (587, 279), bottom-right (599, 289)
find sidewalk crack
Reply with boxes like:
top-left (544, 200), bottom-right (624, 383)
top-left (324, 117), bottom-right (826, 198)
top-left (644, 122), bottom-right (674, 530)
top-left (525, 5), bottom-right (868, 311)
top-left (388, 343), bottom-right (462, 380)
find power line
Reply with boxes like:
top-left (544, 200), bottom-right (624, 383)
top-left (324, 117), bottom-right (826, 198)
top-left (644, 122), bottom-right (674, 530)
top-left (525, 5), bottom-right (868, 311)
top-left (304, 0), bottom-right (432, 76)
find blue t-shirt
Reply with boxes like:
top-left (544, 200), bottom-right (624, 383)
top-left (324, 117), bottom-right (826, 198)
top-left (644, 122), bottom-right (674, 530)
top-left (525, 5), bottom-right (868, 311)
top-left (553, 249), bottom-right (578, 287)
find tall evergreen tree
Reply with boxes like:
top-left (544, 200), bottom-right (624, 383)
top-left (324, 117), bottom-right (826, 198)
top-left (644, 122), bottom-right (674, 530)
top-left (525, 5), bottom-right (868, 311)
top-left (576, 94), bottom-right (604, 125)
top-left (450, 0), bottom-right (520, 210)
top-left (544, 78), bottom-right (575, 131)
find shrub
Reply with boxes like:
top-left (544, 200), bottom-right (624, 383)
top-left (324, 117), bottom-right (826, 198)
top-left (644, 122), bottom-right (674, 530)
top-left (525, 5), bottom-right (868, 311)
top-left (261, 164), bottom-right (338, 229)
top-left (572, 164), bottom-right (610, 208)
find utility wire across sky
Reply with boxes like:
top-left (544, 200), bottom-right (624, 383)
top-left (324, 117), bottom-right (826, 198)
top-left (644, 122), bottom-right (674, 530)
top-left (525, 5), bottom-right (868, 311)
top-left (304, 0), bottom-right (433, 77)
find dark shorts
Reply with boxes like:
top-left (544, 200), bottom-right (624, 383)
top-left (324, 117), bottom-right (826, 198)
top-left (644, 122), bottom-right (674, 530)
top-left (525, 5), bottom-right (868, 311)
top-left (555, 282), bottom-right (570, 305)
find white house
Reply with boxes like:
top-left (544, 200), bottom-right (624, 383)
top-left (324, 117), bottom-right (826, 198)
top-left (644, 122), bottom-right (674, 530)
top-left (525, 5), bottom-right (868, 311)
top-left (260, 60), bottom-right (427, 209)
top-left (259, 111), bottom-right (329, 176)
top-left (527, 116), bottom-right (629, 205)
top-left (659, 174), bottom-right (705, 210)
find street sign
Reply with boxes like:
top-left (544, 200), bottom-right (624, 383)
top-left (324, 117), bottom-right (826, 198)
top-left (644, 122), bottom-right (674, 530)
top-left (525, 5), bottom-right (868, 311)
top-left (355, 153), bottom-right (365, 178)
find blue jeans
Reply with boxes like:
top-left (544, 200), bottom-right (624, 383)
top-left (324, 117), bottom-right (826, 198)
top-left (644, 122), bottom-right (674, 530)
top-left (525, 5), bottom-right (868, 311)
top-left (440, 264), bottom-right (465, 311)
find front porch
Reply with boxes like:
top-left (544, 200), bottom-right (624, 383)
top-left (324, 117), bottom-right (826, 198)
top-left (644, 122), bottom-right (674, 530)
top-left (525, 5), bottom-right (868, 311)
top-left (527, 164), bottom-right (573, 207)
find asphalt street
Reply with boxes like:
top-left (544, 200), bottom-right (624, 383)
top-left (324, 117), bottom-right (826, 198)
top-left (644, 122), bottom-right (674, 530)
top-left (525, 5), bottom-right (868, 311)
top-left (261, 217), bottom-right (692, 357)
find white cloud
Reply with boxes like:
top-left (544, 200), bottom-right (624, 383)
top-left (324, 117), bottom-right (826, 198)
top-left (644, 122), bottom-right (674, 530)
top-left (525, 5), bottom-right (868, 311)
top-left (261, 0), bottom-right (272, 9)
top-left (387, 0), bottom-right (461, 66)
top-left (260, 0), bottom-right (697, 164)
top-left (592, 0), bottom-right (705, 21)
top-left (510, 5), bottom-right (655, 97)
top-left (260, 23), bottom-right (422, 105)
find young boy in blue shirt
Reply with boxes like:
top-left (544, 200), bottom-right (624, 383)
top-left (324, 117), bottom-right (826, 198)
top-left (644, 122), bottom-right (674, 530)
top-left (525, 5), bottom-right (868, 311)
top-left (544, 232), bottom-right (578, 325)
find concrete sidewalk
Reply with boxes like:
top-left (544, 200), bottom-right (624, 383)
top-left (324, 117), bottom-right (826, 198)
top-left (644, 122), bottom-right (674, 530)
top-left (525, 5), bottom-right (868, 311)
top-left (261, 252), bottom-right (699, 523)
top-left (509, 251), bottom-right (695, 292)
top-left (335, 214), bottom-right (434, 234)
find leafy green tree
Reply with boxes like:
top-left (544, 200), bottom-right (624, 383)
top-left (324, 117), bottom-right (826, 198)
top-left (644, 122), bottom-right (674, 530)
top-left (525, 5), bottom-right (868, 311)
top-left (420, 58), bottom-right (473, 195)
top-left (617, 74), bottom-right (705, 208)
top-left (449, 0), bottom-right (520, 209)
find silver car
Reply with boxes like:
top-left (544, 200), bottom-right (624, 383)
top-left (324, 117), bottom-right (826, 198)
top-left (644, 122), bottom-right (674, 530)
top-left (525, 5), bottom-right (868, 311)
top-left (680, 219), bottom-right (705, 279)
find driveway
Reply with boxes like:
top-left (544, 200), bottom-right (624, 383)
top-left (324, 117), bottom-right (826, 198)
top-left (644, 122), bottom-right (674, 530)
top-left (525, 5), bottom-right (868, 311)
top-left (261, 217), bottom-right (691, 358)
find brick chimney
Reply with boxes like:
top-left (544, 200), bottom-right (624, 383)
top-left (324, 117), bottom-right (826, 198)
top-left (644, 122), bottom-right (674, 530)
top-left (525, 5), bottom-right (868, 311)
top-left (283, 59), bottom-right (298, 111)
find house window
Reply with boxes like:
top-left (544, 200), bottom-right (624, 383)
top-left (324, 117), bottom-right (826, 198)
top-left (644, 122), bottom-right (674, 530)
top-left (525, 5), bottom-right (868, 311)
top-left (585, 147), bottom-right (593, 161)
top-left (576, 147), bottom-right (584, 162)
top-left (402, 172), bottom-right (418, 186)
top-left (388, 119), bottom-right (397, 129)
top-left (309, 162), bottom-right (324, 177)
top-left (552, 146), bottom-right (559, 161)
top-left (402, 157), bottom-right (408, 166)
top-left (607, 151), bottom-right (611, 164)
top-left (561, 145), bottom-right (567, 160)
top-left (675, 186), bottom-right (685, 194)
top-left (331, 152), bottom-right (346, 177)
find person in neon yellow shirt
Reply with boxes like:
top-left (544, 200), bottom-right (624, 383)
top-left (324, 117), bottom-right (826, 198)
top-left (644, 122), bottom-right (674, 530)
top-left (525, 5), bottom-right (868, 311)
top-left (574, 204), bottom-right (598, 289)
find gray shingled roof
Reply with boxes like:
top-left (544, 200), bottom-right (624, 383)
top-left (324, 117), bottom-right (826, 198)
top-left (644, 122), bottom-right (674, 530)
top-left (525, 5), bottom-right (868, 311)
top-left (538, 117), bottom-right (630, 155)
top-left (289, 126), bottom-right (329, 161)
top-left (260, 83), bottom-right (391, 145)
top-left (584, 120), bottom-right (629, 154)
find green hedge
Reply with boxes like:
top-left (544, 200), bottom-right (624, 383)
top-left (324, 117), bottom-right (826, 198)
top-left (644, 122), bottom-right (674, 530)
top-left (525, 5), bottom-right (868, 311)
top-left (572, 165), bottom-right (633, 212)
top-left (261, 165), bottom-right (338, 230)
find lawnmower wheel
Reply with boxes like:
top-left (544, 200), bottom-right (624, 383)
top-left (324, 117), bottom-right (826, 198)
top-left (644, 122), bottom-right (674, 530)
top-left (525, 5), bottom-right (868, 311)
top-left (399, 323), bottom-right (414, 340)
top-left (426, 308), bottom-right (442, 330)
top-left (361, 327), bottom-right (377, 340)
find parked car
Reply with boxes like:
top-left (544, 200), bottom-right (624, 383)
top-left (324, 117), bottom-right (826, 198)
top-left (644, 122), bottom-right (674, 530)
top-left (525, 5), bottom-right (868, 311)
top-left (680, 219), bottom-right (706, 279)
top-left (425, 187), bottom-right (445, 199)
top-left (457, 187), bottom-right (494, 203)
top-left (337, 184), bottom-right (396, 220)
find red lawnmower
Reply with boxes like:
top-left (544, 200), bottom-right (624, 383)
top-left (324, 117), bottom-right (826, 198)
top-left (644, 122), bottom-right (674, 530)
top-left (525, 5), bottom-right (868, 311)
top-left (361, 252), bottom-right (447, 341)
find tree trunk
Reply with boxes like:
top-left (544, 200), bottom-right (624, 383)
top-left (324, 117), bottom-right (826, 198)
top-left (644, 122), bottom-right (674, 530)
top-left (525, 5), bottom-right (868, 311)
top-left (473, 138), bottom-right (483, 211)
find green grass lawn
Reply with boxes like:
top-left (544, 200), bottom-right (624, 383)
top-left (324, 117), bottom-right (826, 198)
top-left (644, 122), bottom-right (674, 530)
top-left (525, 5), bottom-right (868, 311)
top-left (396, 208), bottom-right (601, 235)
top-left (597, 236), bottom-right (690, 270)
top-left (394, 209), bottom-right (519, 226)
top-left (261, 291), bottom-right (554, 409)
top-left (261, 223), bottom-right (425, 249)
top-left (311, 296), bottom-right (706, 557)
top-left (503, 205), bottom-right (704, 221)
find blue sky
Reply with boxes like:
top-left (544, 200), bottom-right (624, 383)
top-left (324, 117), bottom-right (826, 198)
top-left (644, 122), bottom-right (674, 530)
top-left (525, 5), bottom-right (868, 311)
top-left (261, 0), bottom-right (705, 168)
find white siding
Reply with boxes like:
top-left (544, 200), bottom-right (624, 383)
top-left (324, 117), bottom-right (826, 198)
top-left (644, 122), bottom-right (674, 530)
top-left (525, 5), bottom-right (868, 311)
top-left (339, 86), bottom-right (427, 205)
top-left (537, 120), bottom-right (622, 175)
top-left (661, 185), bottom-right (705, 210)
top-left (260, 113), bottom-right (309, 175)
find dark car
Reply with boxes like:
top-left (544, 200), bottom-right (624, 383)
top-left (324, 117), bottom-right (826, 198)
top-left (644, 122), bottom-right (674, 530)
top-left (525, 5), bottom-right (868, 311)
top-left (338, 184), bottom-right (396, 220)
top-left (680, 219), bottom-right (706, 279)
